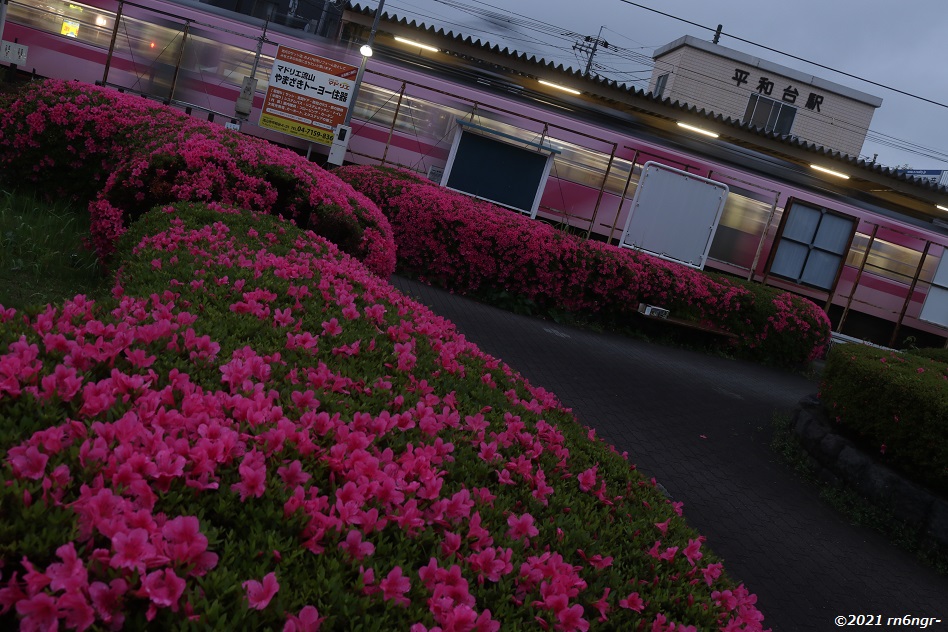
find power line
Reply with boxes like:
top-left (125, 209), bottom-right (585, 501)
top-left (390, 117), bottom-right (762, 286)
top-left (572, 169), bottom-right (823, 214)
top-left (616, 0), bottom-right (948, 110)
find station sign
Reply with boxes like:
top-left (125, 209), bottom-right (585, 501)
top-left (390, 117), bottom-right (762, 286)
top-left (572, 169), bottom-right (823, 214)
top-left (258, 46), bottom-right (358, 146)
top-left (897, 169), bottom-right (948, 186)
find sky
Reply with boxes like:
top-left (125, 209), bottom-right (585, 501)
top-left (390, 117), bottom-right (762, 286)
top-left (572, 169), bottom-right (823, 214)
top-left (353, 0), bottom-right (948, 171)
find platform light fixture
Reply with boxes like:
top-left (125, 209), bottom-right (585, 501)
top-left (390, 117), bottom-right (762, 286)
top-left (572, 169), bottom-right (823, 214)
top-left (394, 36), bottom-right (439, 52)
top-left (937, 204), bottom-right (948, 212)
top-left (810, 164), bottom-right (850, 179)
top-left (538, 80), bottom-right (581, 95)
top-left (676, 122), bottom-right (719, 138)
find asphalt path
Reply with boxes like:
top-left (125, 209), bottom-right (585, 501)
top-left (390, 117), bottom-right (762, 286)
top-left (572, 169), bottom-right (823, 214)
top-left (390, 275), bottom-right (948, 632)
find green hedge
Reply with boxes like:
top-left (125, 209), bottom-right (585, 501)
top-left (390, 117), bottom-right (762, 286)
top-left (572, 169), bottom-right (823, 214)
top-left (906, 347), bottom-right (948, 364)
top-left (820, 344), bottom-right (948, 494)
top-left (335, 165), bottom-right (832, 368)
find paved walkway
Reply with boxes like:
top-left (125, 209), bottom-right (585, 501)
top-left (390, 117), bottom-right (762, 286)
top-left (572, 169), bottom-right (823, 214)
top-left (391, 276), bottom-right (948, 632)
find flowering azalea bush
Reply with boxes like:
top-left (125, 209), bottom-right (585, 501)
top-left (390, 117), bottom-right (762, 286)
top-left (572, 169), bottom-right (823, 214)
top-left (335, 165), bottom-right (830, 366)
top-left (820, 344), bottom-right (948, 494)
top-left (0, 79), bottom-right (395, 277)
top-left (0, 202), bottom-right (770, 630)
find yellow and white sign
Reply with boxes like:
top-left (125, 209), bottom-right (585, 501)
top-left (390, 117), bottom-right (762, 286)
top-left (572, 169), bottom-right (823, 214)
top-left (61, 19), bottom-right (80, 38)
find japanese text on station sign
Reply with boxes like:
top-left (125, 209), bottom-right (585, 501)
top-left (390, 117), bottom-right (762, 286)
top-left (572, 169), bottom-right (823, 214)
top-left (731, 67), bottom-right (824, 112)
top-left (258, 46), bottom-right (359, 146)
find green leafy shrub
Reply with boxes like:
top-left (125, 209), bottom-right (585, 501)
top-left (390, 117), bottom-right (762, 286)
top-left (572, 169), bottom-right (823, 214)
top-left (906, 347), bottom-right (948, 364)
top-left (820, 344), bottom-right (948, 494)
top-left (0, 79), bottom-right (395, 277)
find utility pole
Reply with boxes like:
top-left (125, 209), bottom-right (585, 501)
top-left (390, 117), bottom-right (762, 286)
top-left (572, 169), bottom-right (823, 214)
top-left (573, 26), bottom-right (608, 78)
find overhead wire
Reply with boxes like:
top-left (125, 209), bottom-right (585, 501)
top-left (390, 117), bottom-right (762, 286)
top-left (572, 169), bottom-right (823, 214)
top-left (616, 0), bottom-right (948, 110)
top-left (366, 0), bottom-right (947, 165)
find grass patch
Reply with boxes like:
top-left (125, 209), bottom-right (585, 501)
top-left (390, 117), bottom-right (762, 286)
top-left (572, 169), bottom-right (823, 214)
top-left (770, 412), bottom-right (948, 575)
top-left (0, 189), bottom-right (110, 310)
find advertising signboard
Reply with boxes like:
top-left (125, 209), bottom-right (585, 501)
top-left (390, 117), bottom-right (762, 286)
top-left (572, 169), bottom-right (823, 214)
top-left (258, 46), bottom-right (358, 146)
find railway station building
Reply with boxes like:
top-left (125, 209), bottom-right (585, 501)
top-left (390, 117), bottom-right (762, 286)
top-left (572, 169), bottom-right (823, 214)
top-left (647, 35), bottom-right (883, 158)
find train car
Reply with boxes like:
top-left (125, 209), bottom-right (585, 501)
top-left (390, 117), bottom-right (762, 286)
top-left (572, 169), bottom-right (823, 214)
top-left (4, 0), bottom-right (948, 348)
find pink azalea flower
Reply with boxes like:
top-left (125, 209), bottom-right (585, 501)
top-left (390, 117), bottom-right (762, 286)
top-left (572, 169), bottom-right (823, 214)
top-left (683, 538), bottom-right (703, 567)
top-left (577, 466), bottom-right (597, 492)
top-left (244, 572), bottom-right (280, 610)
top-left (587, 554), bottom-right (613, 569)
top-left (89, 578), bottom-right (128, 628)
top-left (339, 530), bottom-right (375, 561)
top-left (8, 445), bottom-right (49, 480)
top-left (0, 573), bottom-right (27, 615)
top-left (359, 566), bottom-right (378, 596)
top-left (506, 513), bottom-right (539, 542)
top-left (701, 563), bottom-right (723, 587)
top-left (659, 546), bottom-right (679, 562)
top-left (284, 605), bottom-right (323, 631)
top-left (231, 450), bottom-right (267, 501)
top-left (321, 318), bottom-right (342, 336)
top-left (380, 566), bottom-right (411, 607)
top-left (20, 559), bottom-right (51, 597)
top-left (110, 528), bottom-right (157, 575)
top-left (16, 592), bottom-right (60, 632)
top-left (619, 591), bottom-right (645, 612)
top-left (441, 532), bottom-right (462, 557)
top-left (59, 590), bottom-right (96, 631)
top-left (555, 603), bottom-right (588, 632)
top-left (592, 588), bottom-right (610, 622)
top-left (47, 542), bottom-right (88, 594)
top-left (140, 568), bottom-right (186, 611)
top-left (161, 516), bottom-right (217, 574)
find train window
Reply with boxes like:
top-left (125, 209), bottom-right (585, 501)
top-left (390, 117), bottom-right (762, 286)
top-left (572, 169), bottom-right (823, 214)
top-left (351, 84), bottom-right (402, 130)
top-left (769, 201), bottom-right (855, 290)
top-left (8, 0), bottom-right (114, 48)
top-left (114, 17), bottom-right (188, 100)
top-left (845, 233), bottom-right (934, 285)
top-left (351, 84), bottom-right (471, 149)
top-left (549, 143), bottom-right (629, 193)
top-left (706, 176), bottom-right (778, 270)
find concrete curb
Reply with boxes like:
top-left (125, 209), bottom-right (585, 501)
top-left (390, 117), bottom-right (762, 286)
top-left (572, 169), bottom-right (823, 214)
top-left (791, 395), bottom-right (948, 555)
